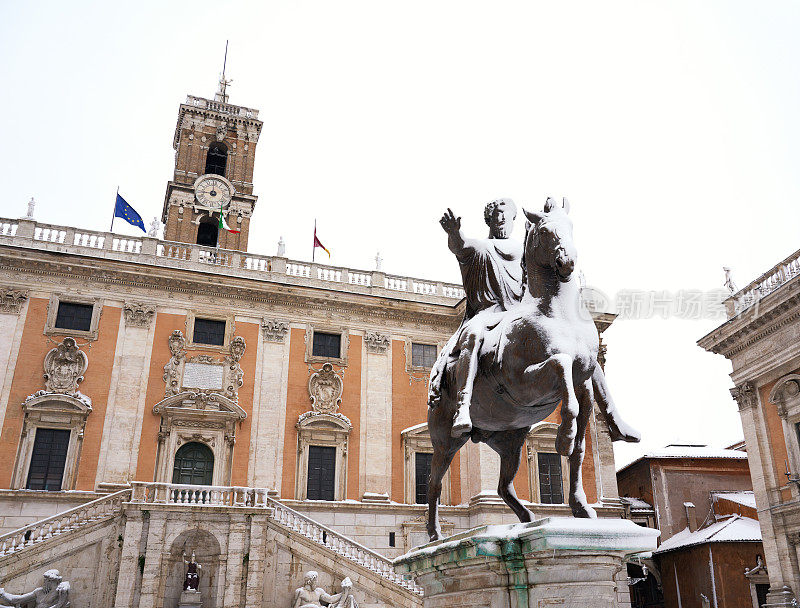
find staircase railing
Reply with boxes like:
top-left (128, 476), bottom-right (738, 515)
top-left (266, 496), bottom-right (423, 596)
top-left (0, 488), bottom-right (130, 557)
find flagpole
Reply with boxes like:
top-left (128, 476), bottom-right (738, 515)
top-left (312, 219), bottom-right (316, 263)
top-left (110, 186), bottom-right (118, 232)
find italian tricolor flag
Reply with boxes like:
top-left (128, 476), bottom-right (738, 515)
top-left (219, 205), bottom-right (240, 234)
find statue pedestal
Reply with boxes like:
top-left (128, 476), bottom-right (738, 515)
top-left (177, 589), bottom-right (202, 608)
top-left (393, 517), bottom-right (659, 607)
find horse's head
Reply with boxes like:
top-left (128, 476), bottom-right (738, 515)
top-left (523, 197), bottom-right (576, 283)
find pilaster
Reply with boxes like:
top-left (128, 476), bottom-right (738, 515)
top-left (361, 331), bottom-right (392, 499)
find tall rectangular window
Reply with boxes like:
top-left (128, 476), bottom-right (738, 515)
top-left (412, 343), bottom-right (437, 368)
top-left (26, 428), bottom-right (70, 491)
top-left (415, 452), bottom-right (433, 504)
top-left (537, 452), bottom-right (563, 504)
top-left (312, 332), bottom-right (341, 358)
top-left (54, 302), bottom-right (93, 332)
top-left (307, 445), bottom-right (336, 500)
top-left (193, 318), bottom-right (226, 346)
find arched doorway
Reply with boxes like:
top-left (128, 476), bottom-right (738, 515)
top-left (196, 221), bottom-right (218, 247)
top-left (172, 442), bottom-right (214, 486)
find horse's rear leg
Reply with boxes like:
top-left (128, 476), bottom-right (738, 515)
top-left (523, 354), bottom-right (579, 456)
top-left (452, 332), bottom-right (482, 437)
top-left (486, 427), bottom-right (533, 523)
top-left (569, 380), bottom-right (597, 519)
top-left (591, 366), bottom-right (640, 443)
top-left (427, 437), bottom-right (468, 542)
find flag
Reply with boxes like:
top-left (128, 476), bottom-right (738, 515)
top-left (313, 226), bottom-right (330, 257)
top-left (114, 193), bottom-right (146, 232)
top-left (219, 205), bottom-right (240, 234)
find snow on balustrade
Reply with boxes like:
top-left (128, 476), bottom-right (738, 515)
top-left (349, 272), bottom-right (371, 286)
top-left (317, 267), bottom-right (342, 282)
top-left (112, 238), bottom-right (141, 253)
top-left (34, 226), bottom-right (66, 243)
top-left (245, 255), bottom-right (271, 271)
top-left (74, 232), bottom-right (105, 249)
top-left (442, 285), bottom-right (465, 299)
top-left (413, 281), bottom-right (437, 295)
top-left (0, 489), bottom-right (130, 558)
top-left (0, 222), bottom-right (17, 236)
top-left (287, 263), bottom-right (311, 277)
top-left (385, 276), bottom-right (407, 291)
top-left (130, 482), bottom-right (270, 508)
top-left (731, 248), bottom-right (800, 316)
top-left (158, 243), bottom-right (191, 260)
top-left (198, 248), bottom-right (234, 267)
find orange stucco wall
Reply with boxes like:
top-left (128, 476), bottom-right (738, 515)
top-left (760, 379), bottom-right (791, 501)
top-left (230, 320), bottom-right (258, 485)
top-left (281, 329), bottom-right (362, 499)
top-left (0, 298), bottom-right (121, 490)
top-left (390, 340), bottom-right (462, 504)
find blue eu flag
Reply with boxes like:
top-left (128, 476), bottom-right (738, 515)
top-left (114, 193), bottom-right (146, 232)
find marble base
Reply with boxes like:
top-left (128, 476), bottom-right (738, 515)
top-left (177, 589), bottom-right (202, 608)
top-left (393, 517), bottom-right (660, 608)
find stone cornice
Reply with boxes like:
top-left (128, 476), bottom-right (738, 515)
top-left (698, 279), bottom-right (800, 358)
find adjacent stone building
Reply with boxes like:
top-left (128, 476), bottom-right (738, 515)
top-left (0, 80), bottom-right (628, 607)
top-left (699, 248), bottom-right (800, 607)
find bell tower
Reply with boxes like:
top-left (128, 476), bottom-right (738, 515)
top-left (162, 76), bottom-right (262, 252)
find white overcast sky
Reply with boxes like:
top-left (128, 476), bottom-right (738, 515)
top-left (2, 1), bottom-right (799, 469)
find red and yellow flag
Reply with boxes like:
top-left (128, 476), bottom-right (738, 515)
top-left (313, 226), bottom-right (330, 257)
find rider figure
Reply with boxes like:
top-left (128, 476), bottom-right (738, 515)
top-left (429, 198), bottom-right (524, 435)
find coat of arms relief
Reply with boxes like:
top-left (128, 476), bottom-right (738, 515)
top-left (308, 363), bottom-right (343, 414)
top-left (44, 337), bottom-right (88, 395)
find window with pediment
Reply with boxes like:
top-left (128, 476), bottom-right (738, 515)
top-left (401, 423), bottom-right (451, 505)
top-left (525, 422), bottom-right (568, 504)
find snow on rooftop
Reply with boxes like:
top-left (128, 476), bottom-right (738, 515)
top-left (713, 491), bottom-right (757, 509)
top-left (621, 496), bottom-right (653, 511)
top-left (618, 444), bottom-right (748, 473)
top-left (653, 515), bottom-right (761, 554)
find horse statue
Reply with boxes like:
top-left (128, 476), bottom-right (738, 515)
top-left (426, 197), bottom-right (639, 541)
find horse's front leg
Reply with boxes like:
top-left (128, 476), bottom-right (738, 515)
top-left (569, 379), bottom-right (597, 519)
top-left (522, 354), bottom-right (579, 456)
top-left (426, 431), bottom-right (468, 542)
top-left (591, 366), bottom-right (640, 443)
top-left (485, 427), bottom-right (533, 523)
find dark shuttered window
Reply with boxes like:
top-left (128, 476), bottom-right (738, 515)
top-left (537, 452), bottom-right (564, 504)
top-left (193, 318), bottom-right (226, 346)
top-left (307, 445), bottom-right (336, 501)
top-left (415, 452), bottom-right (433, 504)
top-left (312, 332), bottom-right (341, 358)
top-left (412, 343), bottom-right (437, 368)
top-left (26, 428), bottom-right (70, 491)
top-left (54, 302), bottom-right (93, 332)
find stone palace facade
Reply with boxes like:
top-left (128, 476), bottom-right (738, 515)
top-left (0, 83), bottom-right (626, 608)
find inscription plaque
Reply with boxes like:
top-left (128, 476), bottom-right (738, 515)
top-left (182, 362), bottom-right (224, 390)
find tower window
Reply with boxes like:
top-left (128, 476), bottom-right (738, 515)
top-left (54, 302), bottom-right (93, 332)
top-left (307, 445), bottom-right (336, 501)
top-left (196, 221), bottom-right (218, 247)
top-left (205, 142), bottom-right (228, 177)
top-left (415, 452), bottom-right (433, 504)
top-left (26, 428), bottom-right (70, 491)
top-left (312, 332), bottom-right (341, 358)
top-left (537, 452), bottom-right (564, 504)
top-left (193, 318), bottom-right (226, 346)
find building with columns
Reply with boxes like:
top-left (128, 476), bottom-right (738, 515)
top-left (699, 249), bottom-right (800, 607)
top-left (0, 81), bottom-right (627, 607)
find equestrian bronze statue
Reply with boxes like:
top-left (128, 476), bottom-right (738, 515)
top-left (426, 196), bottom-right (640, 541)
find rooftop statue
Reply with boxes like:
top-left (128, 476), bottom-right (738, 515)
top-left (426, 197), bottom-right (640, 541)
top-left (0, 569), bottom-right (70, 608)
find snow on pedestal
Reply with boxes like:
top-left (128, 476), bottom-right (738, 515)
top-left (393, 517), bottom-right (659, 608)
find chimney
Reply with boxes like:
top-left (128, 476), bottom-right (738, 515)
top-left (684, 502), bottom-right (698, 532)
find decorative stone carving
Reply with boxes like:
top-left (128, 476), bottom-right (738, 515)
top-left (291, 571), bottom-right (359, 608)
top-left (164, 330), bottom-right (187, 397)
top-left (308, 363), bottom-right (343, 414)
top-left (364, 331), bottom-right (390, 354)
top-left (0, 568), bottom-right (70, 607)
top-left (261, 318), bottom-right (289, 342)
top-left (224, 336), bottom-right (245, 401)
top-left (731, 381), bottom-right (757, 412)
top-left (787, 531), bottom-right (800, 546)
top-left (770, 375), bottom-right (800, 420)
top-left (216, 123), bottom-right (227, 141)
top-left (123, 301), bottom-right (155, 328)
top-left (44, 337), bottom-right (88, 394)
top-left (0, 288), bottom-right (27, 313)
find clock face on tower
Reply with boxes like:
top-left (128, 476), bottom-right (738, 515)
top-left (194, 175), bottom-right (235, 208)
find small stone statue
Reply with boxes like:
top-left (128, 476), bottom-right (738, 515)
top-left (277, 236), bottom-right (286, 257)
top-left (723, 266), bottom-right (738, 294)
top-left (375, 251), bottom-right (383, 271)
top-left (182, 551), bottom-right (201, 591)
top-left (0, 569), bottom-right (70, 607)
top-left (25, 197), bottom-right (35, 219)
top-left (328, 577), bottom-right (359, 608)
top-left (148, 217), bottom-right (161, 238)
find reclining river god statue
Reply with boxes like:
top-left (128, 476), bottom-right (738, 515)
top-left (426, 196), bottom-right (640, 541)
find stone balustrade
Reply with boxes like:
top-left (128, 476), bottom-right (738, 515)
top-left (265, 495), bottom-right (424, 595)
top-left (0, 489), bottom-right (130, 557)
top-left (729, 247), bottom-right (800, 317)
top-left (0, 217), bottom-right (466, 305)
top-left (129, 481), bottom-right (271, 507)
